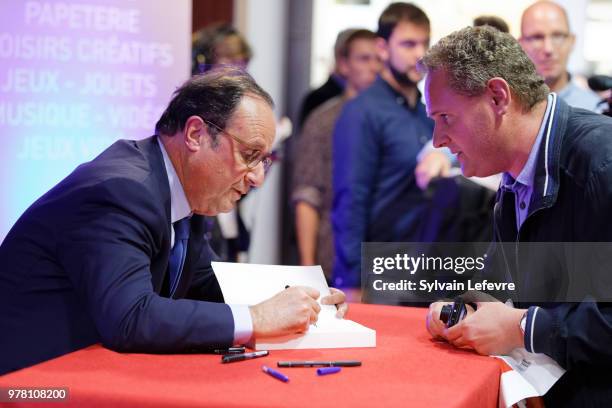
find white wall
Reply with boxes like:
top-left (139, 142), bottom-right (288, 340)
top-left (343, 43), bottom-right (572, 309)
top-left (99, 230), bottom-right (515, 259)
top-left (234, 0), bottom-right (288, 264)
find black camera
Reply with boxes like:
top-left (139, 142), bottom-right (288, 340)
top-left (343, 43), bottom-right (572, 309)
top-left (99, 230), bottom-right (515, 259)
top-left (439, 297), bottom-right (467, 328)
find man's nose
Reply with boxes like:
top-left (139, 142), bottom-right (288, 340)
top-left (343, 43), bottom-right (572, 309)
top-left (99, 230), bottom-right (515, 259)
top-left (432, 126), bottom-right (447, 148)
top-left (415, 43), bottom-right (428, 60)
top-left (246, 163), bottom-right (265, 188)
top-left (542, 36), bottom-right (555, 55)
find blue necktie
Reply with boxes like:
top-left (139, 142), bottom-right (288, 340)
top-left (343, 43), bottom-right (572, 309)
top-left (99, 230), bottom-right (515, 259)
top-left (168, 217), bottom-right (190, 296)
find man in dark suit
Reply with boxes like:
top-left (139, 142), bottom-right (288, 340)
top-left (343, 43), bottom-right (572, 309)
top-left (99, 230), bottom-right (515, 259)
top-left (0, 67), bottom-right (346, 375)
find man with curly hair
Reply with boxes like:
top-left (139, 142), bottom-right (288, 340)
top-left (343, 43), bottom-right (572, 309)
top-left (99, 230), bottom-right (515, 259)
top-left (421, 26), bottom-right (612, 406)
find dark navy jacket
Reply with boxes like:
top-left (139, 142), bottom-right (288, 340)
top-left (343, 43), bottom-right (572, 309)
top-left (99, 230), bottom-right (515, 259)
top-left (0, 136), bottom-right (233, 375)
top-left (489, 97), bottom-right (612, 406)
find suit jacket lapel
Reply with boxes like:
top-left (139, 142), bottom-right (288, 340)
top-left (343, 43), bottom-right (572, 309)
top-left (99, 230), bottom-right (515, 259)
top-left (135, 136), bottom-right (172, 293)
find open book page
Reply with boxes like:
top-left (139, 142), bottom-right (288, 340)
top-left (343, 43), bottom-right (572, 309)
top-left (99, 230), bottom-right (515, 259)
top-left (211, 262), bottom-right (375, 350)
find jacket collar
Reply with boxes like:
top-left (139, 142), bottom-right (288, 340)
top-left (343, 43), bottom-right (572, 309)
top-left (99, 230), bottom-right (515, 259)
top-left (377, 75), bottom-right (424, 110)
top-left (528, 93), bottom-right (570, 215)
top-left (135, 135), bottom-right (207, 299)
top-left (135, 136), bottom-right (172, 224)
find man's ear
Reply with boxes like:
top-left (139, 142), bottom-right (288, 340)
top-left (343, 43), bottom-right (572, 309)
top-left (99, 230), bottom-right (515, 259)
top-left (486, 77), bottom-right (511, 115)
top-left (183, 116), bottom-right (205, 152)
top-left (376, 37), bottom-right (389, 62)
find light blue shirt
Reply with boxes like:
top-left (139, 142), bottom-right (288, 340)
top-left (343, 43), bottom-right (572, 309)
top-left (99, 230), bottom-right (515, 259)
top-left (501, 94), bottom-right (554, 231)
top-left (558, 80), bottom-right (601, 112)
top-left (159, 140), bottom-right (253, 345)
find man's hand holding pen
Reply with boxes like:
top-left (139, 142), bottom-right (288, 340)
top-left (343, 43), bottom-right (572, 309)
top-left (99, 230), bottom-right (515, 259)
top-left (248, 286), bottom-right (348, 338)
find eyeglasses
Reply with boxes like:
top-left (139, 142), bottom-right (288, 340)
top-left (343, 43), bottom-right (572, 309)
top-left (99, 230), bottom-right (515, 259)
top-left (522, 32), bottom-right (570, 49)
top-left (201, 118), bottom-right (273, 172)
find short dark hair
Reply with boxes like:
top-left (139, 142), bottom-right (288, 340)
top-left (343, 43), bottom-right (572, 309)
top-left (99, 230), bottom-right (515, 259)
top-left (473, 15), bottom-right (510, 33)
top-left (377, 2), bottom-right (430, 41)
top-left (418, 26), bottom-right (549, 111)
top-left (191, 24), bottom-right (252, 75)
top-left (155, 66), bottom-right (274, 138)
top-left (334, 28), bottom-right (358, 60)
top-left (339, 29), bottom-right (378, 59)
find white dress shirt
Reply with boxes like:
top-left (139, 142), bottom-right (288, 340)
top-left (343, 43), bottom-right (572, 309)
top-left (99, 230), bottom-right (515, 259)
top-left (158, 139), bottom-right (253, 345)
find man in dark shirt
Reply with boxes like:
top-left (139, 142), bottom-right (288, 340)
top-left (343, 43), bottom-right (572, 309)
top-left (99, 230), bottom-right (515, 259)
top-left (332, 2), bottom-right (451, 288)
top-left (298, 29), bottom-right (355, 127)
top-left (292, 29), bottom-right (380, 281)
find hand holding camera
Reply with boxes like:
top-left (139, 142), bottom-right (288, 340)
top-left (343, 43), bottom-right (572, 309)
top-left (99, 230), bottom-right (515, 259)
top-left (439, 297), bottom-right (469, 328)
top-left (428, 300), bottom-right (527, 356)
top-left (425, 298), bottom-right (474, 340)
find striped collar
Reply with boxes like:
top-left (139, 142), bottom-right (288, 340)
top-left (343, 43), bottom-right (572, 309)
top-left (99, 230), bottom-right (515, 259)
top-left (528, 92), bottom-right (567, 213)
top-left (502, 93), bottom-right (556, 193)
top-left (540, 93), bottom-right (558, 198)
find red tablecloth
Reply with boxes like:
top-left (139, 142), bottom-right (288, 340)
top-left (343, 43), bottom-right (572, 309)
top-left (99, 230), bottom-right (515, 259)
top-left (0, 303), bottom-right (502, 407)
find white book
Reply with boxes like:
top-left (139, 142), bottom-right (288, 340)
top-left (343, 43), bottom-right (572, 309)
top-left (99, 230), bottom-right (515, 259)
top-left (211, 262), bottom-right (376, 350)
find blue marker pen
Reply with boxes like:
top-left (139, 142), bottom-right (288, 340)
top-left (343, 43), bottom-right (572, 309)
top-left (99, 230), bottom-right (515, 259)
top-left (262, 365), bottom-right (290, 382)
top-left (317, 367), bottom-right (342, 376)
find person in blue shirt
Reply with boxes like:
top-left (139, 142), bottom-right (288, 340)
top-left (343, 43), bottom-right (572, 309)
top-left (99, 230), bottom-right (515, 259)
top-left (519, 1), bottom-right (600, 112)
top-left (331, 2), bottom-right (451, 288)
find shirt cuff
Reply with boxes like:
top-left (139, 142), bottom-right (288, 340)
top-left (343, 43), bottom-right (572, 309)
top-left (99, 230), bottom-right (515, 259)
top-left (228, 304), bottom-right (253, 345)
top-left (523, 306), bottom-right (554, 354)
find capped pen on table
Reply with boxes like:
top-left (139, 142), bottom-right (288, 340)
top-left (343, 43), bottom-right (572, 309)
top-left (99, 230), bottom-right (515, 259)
top-left (221, 350), bottom-right (269, 363)
top-left (277, 360), bottom-right (361, 367)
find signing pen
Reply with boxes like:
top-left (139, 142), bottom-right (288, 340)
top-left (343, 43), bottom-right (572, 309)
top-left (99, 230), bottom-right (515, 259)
top-left (277, 360), bottom-right (361, 367)
top-left (221, 350), bottom-right (269, 363)
top-left (262, 365), bottom-right (290, 382)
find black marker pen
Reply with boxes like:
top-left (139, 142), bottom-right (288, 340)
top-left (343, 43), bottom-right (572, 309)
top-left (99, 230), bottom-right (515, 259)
top-left (221, 350), bottom-right (269, 363)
